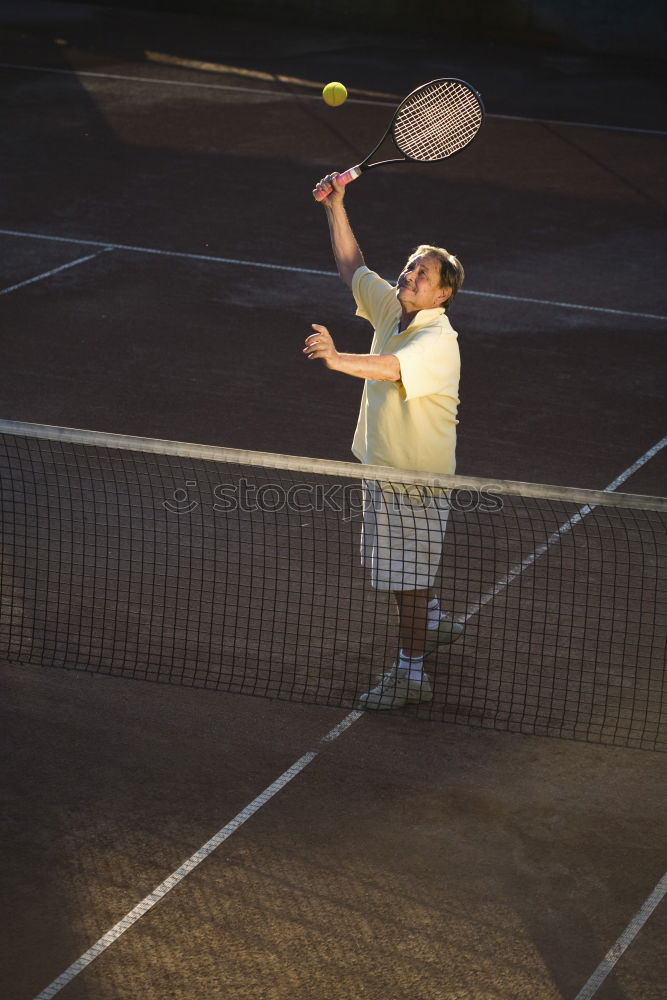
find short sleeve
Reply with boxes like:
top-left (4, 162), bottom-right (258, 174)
top-left (393, 327), bottom-right (460, 402)
top-left (352, 266), bottom-right (400, 331)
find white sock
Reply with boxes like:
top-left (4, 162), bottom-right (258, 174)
top-left (427, 598), bottom-right (443, 631)
top-left (399, 651), bottom-right (424, 681)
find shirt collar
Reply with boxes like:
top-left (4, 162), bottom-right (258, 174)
top-left (395, 307), bottom-right (446, 335)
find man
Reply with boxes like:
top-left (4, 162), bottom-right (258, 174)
top-left (305, 172), bottom-right (464, 710)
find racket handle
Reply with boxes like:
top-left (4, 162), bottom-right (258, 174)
top-left (313, 166), bottom-right (362, 202)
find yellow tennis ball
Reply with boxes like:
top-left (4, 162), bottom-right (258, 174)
top-left (322, 81), bottom-right (347, 107)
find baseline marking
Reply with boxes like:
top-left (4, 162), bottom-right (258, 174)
top-left (0, 250), bottom-right (112, 297)
top-left (572, 871), bottom-right (667, 1000)
top-left (1, 228), bottom-right (665, 322)
top-left (2, 61), bottom-right (667, 134)
top-left (0, 61), bottom-right (395, 106)
top-left (31, 709), bottom-right (365, 999)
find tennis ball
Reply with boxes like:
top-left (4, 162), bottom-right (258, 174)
top-left (322, 81), bottom-right (347, 107)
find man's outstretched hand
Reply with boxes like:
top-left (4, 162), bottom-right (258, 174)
top-left (303, 324), bottom-right (340, 368)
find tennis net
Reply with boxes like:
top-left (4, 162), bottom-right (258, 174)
top-left (1, 420), bottom-right (665, 751)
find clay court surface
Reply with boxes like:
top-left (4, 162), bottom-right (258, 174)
top-left (1, 3), bottom-right (666, 998)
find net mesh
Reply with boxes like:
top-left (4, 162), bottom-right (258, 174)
top-left (393, 80), bottom-right (484, 161)
top-left (1, 422), bottom-right (665, 751)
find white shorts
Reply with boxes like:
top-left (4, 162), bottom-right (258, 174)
top-left (360, 480), bottom-right (450, 592)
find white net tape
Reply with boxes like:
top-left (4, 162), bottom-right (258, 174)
top-left (393, 80), bottom-right (483, 161)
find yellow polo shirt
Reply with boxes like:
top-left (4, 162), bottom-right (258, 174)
top-left (351, 265), bottom-right (460, 475)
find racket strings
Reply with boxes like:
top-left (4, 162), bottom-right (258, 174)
top-left (393, 81), bottom-right (483, 161)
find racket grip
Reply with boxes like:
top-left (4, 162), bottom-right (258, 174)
top-left (313, 166), bottom-right (362, 202)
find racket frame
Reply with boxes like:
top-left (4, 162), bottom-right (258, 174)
top-left (315, 77), bottom-right (485, 198)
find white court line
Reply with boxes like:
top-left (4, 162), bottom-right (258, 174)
top-left (1, 228), bottom-right (665, 322)
top-left (31, 709), bottom-right (365, 1000)
top-left (3, 61), bottom-right (667, 134)
top-left (490, 112), bottom-right (667, 137)
top-left (572, 872), bottom-right (667, 1000)
top-left (0, 61), bottom-right (395, 107)
top-left (603, 435), bottom-right (667, 492)
top-left (0, 250), bottom-right (112, 296)
top-left (0, 227), bottom-right (335, 277)
top-left (461, 434), bottom-right (667, 624)
top-left (461, 288), bottom-right (667, 323)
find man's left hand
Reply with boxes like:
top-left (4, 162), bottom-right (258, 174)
top-left (303, 324), bottom-right (340, 369)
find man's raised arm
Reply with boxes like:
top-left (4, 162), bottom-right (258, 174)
top-left (313, 172), bottom-right (365, 288)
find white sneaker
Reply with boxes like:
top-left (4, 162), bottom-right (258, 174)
top-left (425, 613), bottom-right (464, 653)
top-left (359, 665), bottom-right (433, 711)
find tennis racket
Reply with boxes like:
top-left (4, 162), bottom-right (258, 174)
top-left (313, 77), bottom-right (484, 201)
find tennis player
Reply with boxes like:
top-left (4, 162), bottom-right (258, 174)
top-left (305, 172), bottom-right (464, 710)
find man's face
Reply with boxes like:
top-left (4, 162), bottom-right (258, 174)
top-left (396, 253), bottom-right (450, 314)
